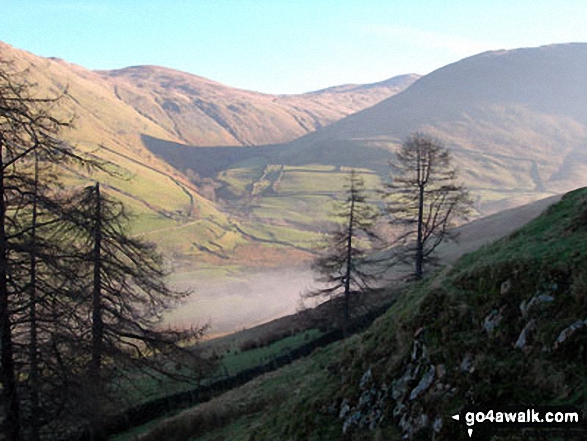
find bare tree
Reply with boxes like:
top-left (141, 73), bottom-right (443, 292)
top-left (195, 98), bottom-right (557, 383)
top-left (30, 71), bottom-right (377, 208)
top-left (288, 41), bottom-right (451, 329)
top-left (384, 133), bottom-right (473, 281)
top-left (0, 63), bottom-right (208, 440)
top-left (0, 62), bottom-right (79, 441)
top-left (307, 170), bottom-right (379, 327)
top-left (58, 182), bottom-right (208, 439)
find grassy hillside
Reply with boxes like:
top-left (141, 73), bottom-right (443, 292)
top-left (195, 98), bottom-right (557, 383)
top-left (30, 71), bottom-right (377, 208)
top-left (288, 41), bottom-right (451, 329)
top-left (138, 187), bottom-right (587, 440)
top-left (0, 41), bottom-right (254, 268)
top-left (0, 41), bottom-right (420, 268)
top-left (145, 135), bottom-right (387, 251)
top-left (152, 43), bottom-right (587, 229)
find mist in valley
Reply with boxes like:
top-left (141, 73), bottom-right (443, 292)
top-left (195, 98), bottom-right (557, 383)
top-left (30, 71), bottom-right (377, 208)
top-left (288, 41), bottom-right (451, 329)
top-left (164, 267), bottom-right (323, 336)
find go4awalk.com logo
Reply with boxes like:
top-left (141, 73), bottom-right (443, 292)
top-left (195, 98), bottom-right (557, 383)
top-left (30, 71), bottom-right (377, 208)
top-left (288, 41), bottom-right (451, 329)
top-left (451, 406), bottom-right (586, 439)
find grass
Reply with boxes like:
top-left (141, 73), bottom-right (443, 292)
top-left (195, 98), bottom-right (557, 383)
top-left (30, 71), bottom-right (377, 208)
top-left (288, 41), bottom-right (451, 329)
top-left (237, 221), bottom-right (322, 248)
top-left (136, 187), bottom-right (587, 441)
top-left (219, 329), bottom-right (323, 376)
top-left (108, 328), bottom-right (326, 440)
top-left (251, 195), bottom-right (334, 225)
top-left (136, 342), bottom-right (343, 441)
top-left (453, 187), bottom-right (587, 272)
top-left (217, 166), bottom-right (263, 197)
top-left (277, 169), bottom-right (347, 193)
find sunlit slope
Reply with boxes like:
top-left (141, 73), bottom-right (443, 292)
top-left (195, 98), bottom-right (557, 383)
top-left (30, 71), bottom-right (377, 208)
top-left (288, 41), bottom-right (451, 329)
top-left (0, 41), bottom-right (247, 261)
top-left (99, 66), bottom-right (419, 147)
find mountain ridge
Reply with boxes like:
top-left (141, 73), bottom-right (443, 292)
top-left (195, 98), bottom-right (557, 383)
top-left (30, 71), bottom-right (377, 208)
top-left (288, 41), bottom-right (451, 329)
top-left (160, 42), bottom-right (587, 219)
top-left (0, 40), bottom-right (418, 265)
top-left (97, 63), bottom-right (419, 146)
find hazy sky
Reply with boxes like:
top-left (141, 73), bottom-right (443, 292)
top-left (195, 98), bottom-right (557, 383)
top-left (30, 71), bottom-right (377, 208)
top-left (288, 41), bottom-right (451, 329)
top-left (3, 1), bottom-right (587, 94)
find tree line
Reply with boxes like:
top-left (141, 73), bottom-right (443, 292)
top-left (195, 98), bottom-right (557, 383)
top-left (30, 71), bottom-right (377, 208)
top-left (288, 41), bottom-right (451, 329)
top-left (308, 133), bottom-right (473, 325)
top-left (0, 66), bottom-right (207, 440)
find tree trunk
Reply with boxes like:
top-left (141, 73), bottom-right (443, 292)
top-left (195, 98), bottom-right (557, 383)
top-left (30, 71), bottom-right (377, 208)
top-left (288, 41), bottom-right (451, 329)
top-left (415, 183), bottom-right (424, 281)
top-left (0, 139), bottom-right (22, 441)
top-left (28, 152), bottom-right (40, 441)
top-left (89, 182), bottom-right (106, 440)
top-left (344, 190), bottom-right (355, 324)
top-left (91, 183), bottom-right (104, 377)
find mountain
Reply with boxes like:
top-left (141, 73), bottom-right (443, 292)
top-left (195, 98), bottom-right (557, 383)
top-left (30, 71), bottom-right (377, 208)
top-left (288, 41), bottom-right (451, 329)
top-left (151, 43), bottom-right (587, 229)
top-left (0, 41), bottom-right (416, 267)
top-left (281, 43), bottom-right (587, 213)
top-left (99, 66), bottom-right (419, 147)
top-left (0, 41), bottom-right (250, 269)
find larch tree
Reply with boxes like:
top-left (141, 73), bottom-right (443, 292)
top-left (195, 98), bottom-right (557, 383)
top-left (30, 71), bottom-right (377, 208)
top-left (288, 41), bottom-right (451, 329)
top-left (384, 133), bottom-right (473, 281)
top-left (0, 63), bottom-right (208, 440)
top-left (0, 63), bottom-right (81, 441)
top-left (58, 182), bottom-right (208, 439)
top-left (308, 169), bottom-right (380, 326)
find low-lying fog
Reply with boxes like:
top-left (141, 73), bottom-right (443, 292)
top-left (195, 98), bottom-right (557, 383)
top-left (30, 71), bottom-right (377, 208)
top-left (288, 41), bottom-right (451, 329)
top-left (164, 267), bottom-right (322, 336)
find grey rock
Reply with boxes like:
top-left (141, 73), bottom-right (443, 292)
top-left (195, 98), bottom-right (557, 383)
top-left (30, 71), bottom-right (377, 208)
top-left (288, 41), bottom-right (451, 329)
top-left (483, 309), bottom-right (503, 334)
top-left (554, 319), bottom-right (587, 349)
top-left (339, 398), bottom-right (350, 419)
top-left (515, 319), bottom-right (536, 349)
top-left (460, 353), bottom-right (474, 373)
top-left (436, 364), bottom-right (446, 378)
top-left (521, 294), bottom-right (554, 317)
top-left (500, 279), bottom-right (512, 295)
top-left (433, 417), bottom-right (443, 433)
top-left (393, 402), bottom-right (406, 418)
top-left (417, 413), bottom-right (429, 430)
top-left (360, 367), bottom-right (372, 389)
top-left (410, 365), bottom-right (436, 400)
top-left (392, 364), bottom-right (415, 400)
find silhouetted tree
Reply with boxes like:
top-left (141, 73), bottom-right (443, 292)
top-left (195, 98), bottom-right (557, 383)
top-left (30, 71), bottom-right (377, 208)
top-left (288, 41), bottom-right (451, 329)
top-left (0, 62), bottom-right (85, 441)
top-left (384, 133), bottom-right (473, 280)
top-left (0, 63), bottom-right (207, 440)
top-left (59, 182), bottom-right (207, 439)
top-left (307, 170), bottom-right (379, 326)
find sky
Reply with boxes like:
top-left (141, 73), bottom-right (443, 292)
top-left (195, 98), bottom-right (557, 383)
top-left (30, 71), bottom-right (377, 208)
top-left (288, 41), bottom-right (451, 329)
top-left (2, 1), bottom-right (587, 94)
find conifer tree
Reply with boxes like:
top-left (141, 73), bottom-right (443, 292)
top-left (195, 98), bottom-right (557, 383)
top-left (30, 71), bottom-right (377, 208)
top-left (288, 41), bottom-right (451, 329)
top-left (0, 63), bottom-right (206, 440)
top-left (0, 63), bottom-right (77, 441)
top-left (59, 182), bottom-right (206, 438)
top-left (308, 170), bottom-right (379, 325)
top-left (384, 133), bottom-right (473, 280)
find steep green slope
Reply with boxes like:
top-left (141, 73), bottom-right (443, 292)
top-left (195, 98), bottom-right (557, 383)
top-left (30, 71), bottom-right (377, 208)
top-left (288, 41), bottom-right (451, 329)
top-left (139, 187), bottom-right (587, 440)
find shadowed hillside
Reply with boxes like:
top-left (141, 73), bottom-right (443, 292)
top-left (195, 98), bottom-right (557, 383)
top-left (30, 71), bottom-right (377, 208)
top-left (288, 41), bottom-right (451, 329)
top-left (152, 44), bottom-right (587, 225)
top-left (284, 43), bottom-right (587, 213)
top-left (0, 41), bottom-right (416, 266)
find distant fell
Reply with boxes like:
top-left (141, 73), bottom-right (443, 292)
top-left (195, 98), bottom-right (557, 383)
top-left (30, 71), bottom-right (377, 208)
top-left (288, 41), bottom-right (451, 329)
top-left (0, 40), bottom-right (417, 264)
top-left (268, 43), bottom-right (587, 215)
top-left (98, 65), bottom-right (418, 146)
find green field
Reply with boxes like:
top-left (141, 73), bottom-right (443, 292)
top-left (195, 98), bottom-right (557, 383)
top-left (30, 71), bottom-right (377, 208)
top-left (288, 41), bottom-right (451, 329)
top-left (109, 328), bottom-right (324, 441)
